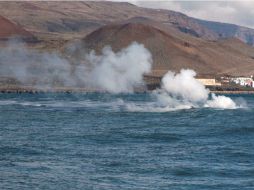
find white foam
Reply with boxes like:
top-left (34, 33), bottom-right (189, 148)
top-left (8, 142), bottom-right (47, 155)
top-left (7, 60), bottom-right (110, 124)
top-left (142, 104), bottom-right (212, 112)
top-left (121, 69), bottom-right (247, 112)
top-left (125, 102), bottom-right (193, 112)
top-left (205, 93), bottom-right (237, 109)
top-left (0, 100), bottom-right (17, 105)
top-left (153, 69), bottom-right (246, 110)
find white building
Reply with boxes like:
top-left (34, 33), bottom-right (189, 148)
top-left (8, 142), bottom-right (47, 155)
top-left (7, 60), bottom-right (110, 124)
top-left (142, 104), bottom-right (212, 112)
top-left (196, 78), bottom-right (221, 86)
top-left (231, 77), bottom-right (254, 87)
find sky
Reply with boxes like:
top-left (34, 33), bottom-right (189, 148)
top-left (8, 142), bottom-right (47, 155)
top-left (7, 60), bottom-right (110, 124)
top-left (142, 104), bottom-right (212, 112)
top-left (116, 0), bottom-right (254, 29)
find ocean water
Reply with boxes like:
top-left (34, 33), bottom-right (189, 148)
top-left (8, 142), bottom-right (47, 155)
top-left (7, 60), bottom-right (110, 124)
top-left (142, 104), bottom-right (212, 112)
top-left (0, 93), bottom-right (254, 190)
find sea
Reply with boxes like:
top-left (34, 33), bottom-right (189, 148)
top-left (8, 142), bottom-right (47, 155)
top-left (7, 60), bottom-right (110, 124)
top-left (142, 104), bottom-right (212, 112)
top-left (0, 93), bottom-right (254, 190)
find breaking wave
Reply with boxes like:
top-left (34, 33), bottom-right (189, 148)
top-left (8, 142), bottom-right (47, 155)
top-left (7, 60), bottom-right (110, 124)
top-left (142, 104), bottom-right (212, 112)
top-left (0, 95), bottom-right (246, 113)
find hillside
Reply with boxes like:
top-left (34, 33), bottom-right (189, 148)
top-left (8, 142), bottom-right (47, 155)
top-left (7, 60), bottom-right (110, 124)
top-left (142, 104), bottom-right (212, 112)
top-left (197, 19), bottom-right (254, 46)
top-left (0, 1), bottom-right (254, 78)
top-left (0, 1), bottom-right (254, 46)
top-left (76, 23), bottom-right (254, 76)
top-left (0, 15), bottom-right (36, 42)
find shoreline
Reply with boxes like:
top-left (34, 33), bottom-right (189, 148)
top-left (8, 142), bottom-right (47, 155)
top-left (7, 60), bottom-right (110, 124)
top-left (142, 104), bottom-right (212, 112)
top-left (0, 86), bottom-right (254, 94)
top-left (210, 91), bottom-right (254, 94)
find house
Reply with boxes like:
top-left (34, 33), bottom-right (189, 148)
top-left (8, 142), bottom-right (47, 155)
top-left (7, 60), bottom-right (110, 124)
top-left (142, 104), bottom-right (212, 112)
top-left (196, 78), bottom-right (221, 86)
top-left (231, 77), bottom-right (254, 87)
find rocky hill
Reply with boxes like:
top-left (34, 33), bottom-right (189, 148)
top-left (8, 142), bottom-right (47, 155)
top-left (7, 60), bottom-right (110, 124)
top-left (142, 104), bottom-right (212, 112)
top-left (0, 15), bottom-right (36, 42)
top-left (0, 1), bottom-right (254, 77)
top-left (197, 19), bottom-right (254, 46)
top-left (0, 1), bottom-right (254, 46)
top-left (76, 23), bottom-right (254, 76)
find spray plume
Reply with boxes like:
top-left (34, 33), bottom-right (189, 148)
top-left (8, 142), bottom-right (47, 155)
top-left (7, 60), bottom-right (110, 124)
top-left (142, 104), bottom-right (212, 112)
top-left (0, 40), bottom-right (245, 111)
top-left (0, 40), bottom-right (152, 93)
top-left (84, 42), bottom-right (152, 93)
top-left (160, 69), bottom-right (237, 109)
top-left (126, 69), bottom-right (242, 112)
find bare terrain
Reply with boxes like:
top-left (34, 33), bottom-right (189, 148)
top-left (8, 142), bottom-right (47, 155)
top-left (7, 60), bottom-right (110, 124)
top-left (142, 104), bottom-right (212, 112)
top-left (0, 1), bottom-right (254, 88)
top-left (0, 15), bottom-right (36, 42)
top-left (78, 22), bottom-right (254, 76)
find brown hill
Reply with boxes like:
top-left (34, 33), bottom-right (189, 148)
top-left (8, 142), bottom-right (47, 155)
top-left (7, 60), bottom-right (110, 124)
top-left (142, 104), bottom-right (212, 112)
top-left (0, 15), bottom-right (36, 41)
top-left (1, 1), bottom-right (254, 46)
top-left (78, 23), bottom-right (254, 76)
top-left (0, 1), bottom-right (221, 41)
top-left (0, 1), bottom-right (254, 77)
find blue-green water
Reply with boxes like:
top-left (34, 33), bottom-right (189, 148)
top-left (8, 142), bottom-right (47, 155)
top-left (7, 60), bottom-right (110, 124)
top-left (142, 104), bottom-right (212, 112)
top-left (0, 93), bottom-right (254, 190)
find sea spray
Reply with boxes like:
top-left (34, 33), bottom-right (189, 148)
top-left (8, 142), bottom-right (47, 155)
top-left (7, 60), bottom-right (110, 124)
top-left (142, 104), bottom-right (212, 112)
top-left (160, 69), bottom-right (238, 109)
top-left (0, 40), bottom-right (152, 93)
top-left (84, 42), bottom-right (152, 93)
top-left (0, 40), bottom-right (75, 88)
top-left (125, 69), bottom-right (245, 112)
top-left (161, 69), bottom-right (209, 103)
top-left (0, 40), bottom-right (246, 111)
top-left (205, 94), bottom-right (236, 109)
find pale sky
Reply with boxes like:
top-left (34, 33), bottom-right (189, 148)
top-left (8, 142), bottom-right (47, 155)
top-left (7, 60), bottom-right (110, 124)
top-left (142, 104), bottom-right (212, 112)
top-left (115, 0), bottom-right (254, 29)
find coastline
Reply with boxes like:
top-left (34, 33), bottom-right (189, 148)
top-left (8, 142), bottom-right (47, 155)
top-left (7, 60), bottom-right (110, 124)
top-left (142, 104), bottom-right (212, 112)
top-left (0, 86), bottom-right (254, 94)
top-left (210, 90), bottom-right (254, 94)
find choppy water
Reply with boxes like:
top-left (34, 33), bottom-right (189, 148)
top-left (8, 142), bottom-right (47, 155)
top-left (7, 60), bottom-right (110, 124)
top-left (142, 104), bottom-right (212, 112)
top-left (0, 93), bottom-right (254, 190)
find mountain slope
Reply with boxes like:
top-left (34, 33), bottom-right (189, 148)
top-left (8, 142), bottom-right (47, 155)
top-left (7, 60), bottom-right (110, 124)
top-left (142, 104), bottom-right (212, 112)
top-left (0, 1), bottom-right (254, 46)
top-left (0, 1), bottom-right (254, 77)
top-left (197, 19), bottom-right (254, 46)
top-left (0, 1), bottom-right (250, 44)
top-left (0, 15), bottom-right (36, 41)
top-left (76, 23), bottom-right (254, 76)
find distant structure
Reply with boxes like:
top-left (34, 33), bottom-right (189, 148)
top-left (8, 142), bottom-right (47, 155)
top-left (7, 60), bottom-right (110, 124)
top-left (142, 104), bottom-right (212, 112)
top-left (144, 75), bottom-right (161, 90)
top-left (144, 74), bottom-right (254, 90)
top-left (231, 77), bottom-right (254, 88)
top-left (196, 78), bottom-right (221, 86)
top-left (144, 75), bottom-right (223, 90)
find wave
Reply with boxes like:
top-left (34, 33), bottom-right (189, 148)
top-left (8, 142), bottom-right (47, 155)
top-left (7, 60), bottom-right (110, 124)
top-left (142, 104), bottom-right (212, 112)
top-left (0, 98), bottom-right (125, 111)
top-left (125, 102), bottom-right (193, 112)
top-left (0, 95), bottom-right (247, 113)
